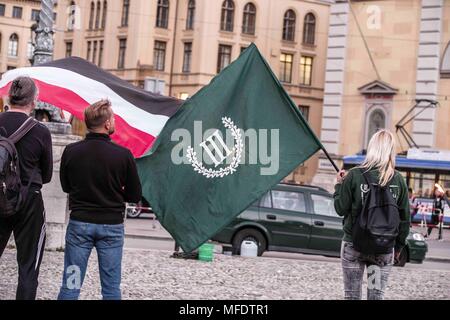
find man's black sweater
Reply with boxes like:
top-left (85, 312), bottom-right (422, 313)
top-left (0, 112), bottom-right (53, 188)
top-left (60, 132), bottom-right (142, 224)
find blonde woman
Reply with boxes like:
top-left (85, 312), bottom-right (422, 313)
top-left (334, 130), bottom-right (410, 300)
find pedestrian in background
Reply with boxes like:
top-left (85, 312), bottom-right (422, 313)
top-left (0, 77), bottom-right (53, 300)
top-left (57, 100), bottom-right (142, 300)
top-left (334, 130), bottom-right (410, 300)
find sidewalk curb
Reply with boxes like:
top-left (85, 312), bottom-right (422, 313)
top-left (425, 256), bottom-right (450, 264)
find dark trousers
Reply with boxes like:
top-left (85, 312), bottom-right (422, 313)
top-left (0, 190), bottom-right (46, 300)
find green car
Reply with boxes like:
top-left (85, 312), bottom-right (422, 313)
top-left (212, 183), bottom-right (428, 267)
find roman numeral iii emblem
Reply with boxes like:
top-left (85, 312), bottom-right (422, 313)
top-left (199, 130), bottom-right (232, 167)
top-left (186, 117), bottom-right (244, 179)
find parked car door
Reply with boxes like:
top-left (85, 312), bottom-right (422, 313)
top-left (259, 189), bottom-right (312, 249)
top-left (308, 193), bottom-right (344, 254)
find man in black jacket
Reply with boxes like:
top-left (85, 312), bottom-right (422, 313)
top-left (0, 77), bottom-right (53, 300)
top-left (58, 99), bottom-right (141, 300)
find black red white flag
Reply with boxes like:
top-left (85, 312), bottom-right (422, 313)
top-left (0, 57), bottom-right (182, 157)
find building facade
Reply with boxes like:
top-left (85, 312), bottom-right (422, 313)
top-left (313, 0), bottom-right (450, 192)
top-left (53, 0), bottom-right (333, 184)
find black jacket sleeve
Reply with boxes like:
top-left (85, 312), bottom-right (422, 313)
top-left (59, 147), bottom-right (70, 193)
top-left (41, 129), bottom-right (53, 184)
top-left (124, 151), bottom-right (142, 204)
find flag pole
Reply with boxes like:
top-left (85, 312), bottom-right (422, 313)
top-left (321, 147), bottom-right (340, 173)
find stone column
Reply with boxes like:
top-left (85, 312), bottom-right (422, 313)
top-left (41, 123), bottom-right (81, 250)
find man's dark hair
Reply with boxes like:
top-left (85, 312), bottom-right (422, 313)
top-left (8, 76), bottom-right (38, 107)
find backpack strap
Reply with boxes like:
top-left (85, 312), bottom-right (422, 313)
top-left (8, 117), bottom-right (38, 144)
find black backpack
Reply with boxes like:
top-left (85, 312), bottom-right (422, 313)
top-left (352, 169), bottom-right (400, 254)
top-left (0, 117), bottom-right (38, 218)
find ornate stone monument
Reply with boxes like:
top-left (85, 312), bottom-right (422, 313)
top-left (31, 0), bottom-right (80, 250)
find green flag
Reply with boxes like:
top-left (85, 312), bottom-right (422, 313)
top-left (136, 44), bottom-right (324, 253)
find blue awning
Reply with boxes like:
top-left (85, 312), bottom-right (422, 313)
top-left (343, 155), bottom-right (450, 174)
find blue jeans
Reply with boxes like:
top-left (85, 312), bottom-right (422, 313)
top-left (58, 219), bottom-right (124, 300)
top-left (341, 241), bottom-right (394, 300)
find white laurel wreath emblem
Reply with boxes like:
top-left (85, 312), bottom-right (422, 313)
top-left (186, 117), bottom-right (243, 179)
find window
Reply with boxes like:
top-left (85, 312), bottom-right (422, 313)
top-left (240, 46), bottom-right (248, 54)
top-left (220, 0), bottom-right (234, 32)
top-left (298, 105), bottom-right (310, 122)
top-left (154, 41), bottom-right (166, 71)
top-left (217, 44), bottom-right (232, 73)
top-left (0, 4), bottom-right (5, 17)
top-left (95, 1), bottom-right (101, 29)
top-left (367, 109), bottom-right (386, 145)
top-left (65, 42), bottom-right (73, 58)
top-left (279, 53), bottom-right (293, 83)
top-left (311, 194), bottom-right (338, 217)
top-left (299, 56), bottom-right (313, 86)
top-left (12, 6), bottom-right (22, 19)
top-left (99, 40), bottom-right (104, 67)
top-left (303, 13), bottom-right (316, 45)
top-left (118, 39), bottom-right (127, 69)
top-left (441, 41), bottom-right (450, 76)
top-left (92, 41), bottom-right (98, 64)
top-left (186, 0), bottom-right (195, 30)
top-left (101, 1), bottom-right (107, 29)
top-left (68, 1), bottom-right (76, 31)
top-left (272, 191), bottom-right (306, 212)
top-left (260, 192), bottom-right (272, 208)
top-left (53, 12), bottom-right (57, 21)
top-left (8, 34), bottom-right (19, 57)
top-left (0, 33), bottom-right (2, 53)
top-left (31, 9), bottom-right (40, 22)
top-left (7, 66), bottom-right (16, 71)
top-left (27, 42), bottom-right (34, 59)
top-left (282, 10), bottom-right (296, 41)
top-left (156, 0), bottom-right (169, 29)
top-left (89, 2), bottom-right (95, 29)
top-left (121, 0), bottom-right (130, 27)
top-left (182, 42), bottom-right (192, 73)
top-left (86, 41), bottom-right (92, 61)
top-left (242, 3), bottom-right (256, 35)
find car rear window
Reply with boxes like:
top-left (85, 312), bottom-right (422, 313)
top-left (272, 190), bottom-right (306, 212)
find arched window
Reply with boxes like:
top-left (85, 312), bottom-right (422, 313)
top-left (95, 1), bottom-right (101, 29)
top-left (89, 1), bottom-right (95, 29)
top-left (121, 0), bottom-right (130, 27)
top-left (242, 3), bottom-right (256, 35)
top-left (220, 0), bottom-right (234, 32)
top-left (101, 0), bottom-right (107, 29)
top-left (303, 13), bottom-right (316, 45)
top-left (186, 0), bottom-right (195, 30)
top-left (282, 10), bottom-right (296, 41)
top-left (67, 1), bottom-right (77, 31)
top-left (8, 34), bottom-right (19, 57)
top-left (367, 109), bottom-right (386, 145)
top-left (156, 0), bottom-right (169, 29)
top-left (441, 41), bottom-right (450, 76)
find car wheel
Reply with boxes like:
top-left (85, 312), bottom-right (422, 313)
top-left (126, 207), bottom-right (142, 219)
top-left (232, 228), bottom-right (267, 257)
top-left (395, 248), bottom-right (408, 267)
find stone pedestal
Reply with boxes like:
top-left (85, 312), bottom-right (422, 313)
top-left (41, 123), bottom-right (81, 250)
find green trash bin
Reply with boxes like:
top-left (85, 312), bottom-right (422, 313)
top-left (198, 243), bottom-right (214, 262)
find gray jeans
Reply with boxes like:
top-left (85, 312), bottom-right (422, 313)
top-left (341, 241), bottom-right (394, 300)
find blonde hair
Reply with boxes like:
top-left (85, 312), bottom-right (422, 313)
top-left (84, 99), bottom-right (113, 131)
top-left (359, 130), bottom-right (396, 187)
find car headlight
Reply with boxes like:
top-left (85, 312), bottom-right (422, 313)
top-left (413, 233), bottom-right (425, 241)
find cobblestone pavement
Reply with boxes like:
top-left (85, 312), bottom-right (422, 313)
top-left (0, 249), bottom-right (449, 300)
